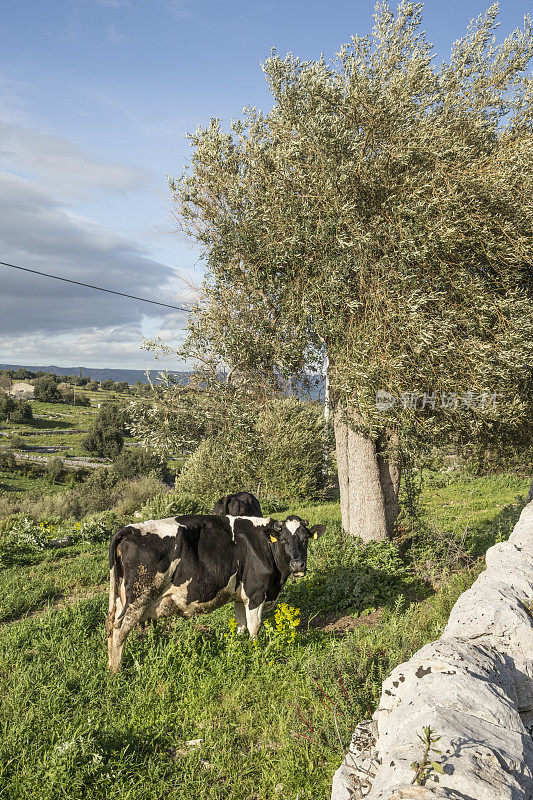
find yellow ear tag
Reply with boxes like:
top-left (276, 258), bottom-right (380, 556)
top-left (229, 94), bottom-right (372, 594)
top-left (313, 532), bottom-right (318, 539)
top-left (270, 535), bottom-right (278, 543)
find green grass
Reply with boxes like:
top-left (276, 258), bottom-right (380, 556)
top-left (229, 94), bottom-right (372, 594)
top-left (0, 474), bottom-right (527, 800)
top-left (0, 555), bottom-right (480, 800)
top-left (0, 390), bottom-right (139, 493)
top-left (0, 546), bottom-right (108, 622)
top-left (0, 468), bottom-right (72, 496)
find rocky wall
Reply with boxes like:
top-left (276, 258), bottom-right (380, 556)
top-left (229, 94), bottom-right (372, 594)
top-left (332, 501), bottom-right (533, 800)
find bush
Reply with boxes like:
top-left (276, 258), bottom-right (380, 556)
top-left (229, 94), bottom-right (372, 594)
top-left (46, 457), bottom-right (64, 484)
top-left (174, 398), bottom-right (327, 505)
top-left (13, 368), bottom-right (32, 380)
top-left (0, 394), bottom-right (16, 422)
top-left (174, 436), bottom-right (258, 503)
top-left (0, 450), bottom-right (17, 470)
top-left (59, 389), bottom-right (91, 407)
top-left (33, 376), bottom-right (62, 403)
top-left (257, 398), bottom-right (326, 501)
top-left (83, 426), bottom-right (123, 459)
top-left (112, 475), bottom-right (169, 516)
top-left (83, 404), bottom-right (125, 459)
top-left (87, 381), bottom-right (99, 391)
top-left (113, 448), bottom-right (170, 482)
top-left (78, 469), bottom-right (119, 513)
top-left (76, 514), bottom-right (116, 543)
top-left (140, 490), bottom-right (210, 519)
top-left (9, 435), bottom-right (25, 450)
top-left (9, 400), bottom-right (33, 424)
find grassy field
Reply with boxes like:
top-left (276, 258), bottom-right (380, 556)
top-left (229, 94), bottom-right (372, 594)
top-left (0, 473), bottom-right (529, 800)
top-left (0, 389), bottom-right (137, 497)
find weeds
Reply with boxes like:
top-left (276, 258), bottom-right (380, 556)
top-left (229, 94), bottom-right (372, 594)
top-left (263, 603), bottom-right (301, 649)
top-left (410, 726), bottom-right (444, 785)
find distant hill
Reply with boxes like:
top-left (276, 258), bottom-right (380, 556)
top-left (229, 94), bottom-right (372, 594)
top-left (0, 363), bottom-right (190, 385)
top-left (0, 362), bottom-right (325, 399)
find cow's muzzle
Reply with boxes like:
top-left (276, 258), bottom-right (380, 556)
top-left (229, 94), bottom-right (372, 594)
top-left (290, 562), bottom-right (306, 577)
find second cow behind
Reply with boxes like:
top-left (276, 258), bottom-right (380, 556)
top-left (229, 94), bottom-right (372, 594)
top-left (213, 492), bottom-right (262, 517)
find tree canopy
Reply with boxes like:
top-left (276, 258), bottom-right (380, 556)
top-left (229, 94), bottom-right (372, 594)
top-left (168, 1), bottom-right (532, 456)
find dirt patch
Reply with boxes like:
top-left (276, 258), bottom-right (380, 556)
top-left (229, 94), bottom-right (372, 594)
top-left (301, 608), bottom-right (383, 634)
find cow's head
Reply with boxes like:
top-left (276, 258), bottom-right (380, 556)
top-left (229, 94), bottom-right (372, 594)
top-left (268, 515), bottom-right (326, 577)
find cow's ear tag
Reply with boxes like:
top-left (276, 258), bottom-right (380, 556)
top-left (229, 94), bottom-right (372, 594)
top-left (269, 535), bottom-right (278, 543)
top-left (313, 532), bottom-right (319, 540)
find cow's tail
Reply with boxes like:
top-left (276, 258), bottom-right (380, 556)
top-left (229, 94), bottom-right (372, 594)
top-left (107, 528), bottom-right (129, 631)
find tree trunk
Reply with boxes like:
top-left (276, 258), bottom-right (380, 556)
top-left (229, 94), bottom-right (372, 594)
top-left (377, 428), bottom-right (402, 536)
top-left (333, 408), bottom-right (401, 542)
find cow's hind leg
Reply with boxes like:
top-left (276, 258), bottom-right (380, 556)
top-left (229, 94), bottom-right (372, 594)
top-left (234, 601), bottom-right (247, 634)
top-left (108, 595), bottom-right (153, 673)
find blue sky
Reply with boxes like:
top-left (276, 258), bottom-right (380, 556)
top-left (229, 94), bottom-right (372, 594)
top-left (0, 0), bottom-right (529, 370)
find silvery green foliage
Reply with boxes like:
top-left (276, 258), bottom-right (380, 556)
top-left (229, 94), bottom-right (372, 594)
top-left (164, 2), bottom-right (532, 453)
top-left (127, 366), bottom-right (268, 456)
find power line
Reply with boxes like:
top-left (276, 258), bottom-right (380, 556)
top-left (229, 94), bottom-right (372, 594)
top-left (0, 260), bottom-right (190, 312)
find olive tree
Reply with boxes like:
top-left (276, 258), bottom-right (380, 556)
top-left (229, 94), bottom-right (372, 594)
top-left (161, 2), bottom-right (533, 540)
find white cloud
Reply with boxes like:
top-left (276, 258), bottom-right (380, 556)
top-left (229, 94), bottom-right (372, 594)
top-left (166, 0), bottom-right (196, 21)
top-left (0, 121), bottom-right (148, 198)
top-left (0, 82), bottom-right (192, 368)
top-left (0, 324), bottom-right (185, 370)
top-left (0, 169), bottom-right (187, 340)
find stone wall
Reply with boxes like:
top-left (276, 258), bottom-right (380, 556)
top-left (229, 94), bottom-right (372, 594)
top-left (332, 500), bottom-right (533, 800)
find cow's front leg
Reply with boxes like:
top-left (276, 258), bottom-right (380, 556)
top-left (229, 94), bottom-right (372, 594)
top-left (245, 600), bottom-right (265, 639)
top-left (234, 601), bottom-right (247, 634)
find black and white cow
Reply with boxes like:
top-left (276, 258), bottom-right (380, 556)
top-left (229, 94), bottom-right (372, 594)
top-left (106, 514), bottom-right (325, 672)
top-left (212, 492), bottom-right (262, 517)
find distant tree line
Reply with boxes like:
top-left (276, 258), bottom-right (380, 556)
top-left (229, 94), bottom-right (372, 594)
top-left (0, 368), bottom-right (154, 399)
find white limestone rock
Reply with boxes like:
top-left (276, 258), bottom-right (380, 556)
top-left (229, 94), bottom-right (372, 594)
top-left (332, 500), bottom-right (533, 800)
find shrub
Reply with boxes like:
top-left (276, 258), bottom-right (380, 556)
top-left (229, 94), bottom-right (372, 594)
top-left (174, 436), bottom-right (259, 503)
top-left (0, 372), bottom-right (12, 390)
top-left (9, 400), bottom-right (33, 424)
top-left (83, 404), bottom-right (125, 459)
top-left (0, 450), bottom-right (17, 470)
top-left (9, 435), bottom-right (25, 450)
top-left (78, 469), bottom-right (119, 513)
top-left (59, 389), bottom-right (91, 407)
top-left (83, 425), bottom-right (123, 459)
top-left (13, 368), bottom-right (32, 380)
top-left (113, 447), bottom-right (170, 482)
top-left (33, 376), bottom-right (62, 403)
top-left (257, 398), bottom-right (326, 501)
top-left (174, 398), bottom-right (327, 505)
top-left (76, 515), bottom-right (114, 543)
top-left (87, 381), bottom-right (100, 391)
top-left (46, 457), bottom-right (64, 484)
top-left (21, 492), bottom-right (85, 521)
top-left (0, 394), bottom-right (16, 422)
top-left (112, 475), bottom-right (169, 516)
top-left (140, 490), bottom-right (210, 519)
